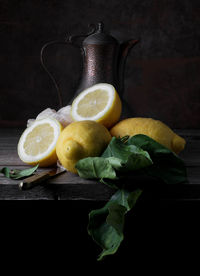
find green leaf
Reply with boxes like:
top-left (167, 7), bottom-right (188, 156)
top-left (0, 167), bottom-right (10, 178)
top-left (88, 188), bottom-right (142, 261)
top-left (0, 164), bottom-right (39, 179)
top-left (102, 137), bottom-right (153, 170)
top-left (127, 134), bottom-right (188, 184)
top-left (76, 137), bottom-right (153, 184)
top-left (106, 157), bottom-right (123, 170)
top-left (76, 157), bottom-right (117, 180)
top-left (78, 134), bottom-right (188, 261)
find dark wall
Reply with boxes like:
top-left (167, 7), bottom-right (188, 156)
top-left (0, 0), bottom-right (200, 128)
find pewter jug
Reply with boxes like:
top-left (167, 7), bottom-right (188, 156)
top-left (41, 22), bottom-right (138, 116)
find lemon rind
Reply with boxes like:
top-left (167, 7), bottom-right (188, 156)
top-left (18, 118), bottom-right (61, 163)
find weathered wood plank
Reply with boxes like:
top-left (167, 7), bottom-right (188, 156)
top-left (0, 166), bottom-right (199, 200)
top-left (174, 129), bottom-right (200, 136)
top-left (0, 174), bottom-right (114, 201)
top-left (0, 183), bottom-right (114, 200)
top-left (0, 166), bottom-right (199, 185)
top-left (0, 128), bottom-right (200, 200)
top-left (1, 176), bottom-right (200, 201)
top-left (0, 185), bottom-right (56, 200)
top-left (1, 128), bottom-right (200, 166)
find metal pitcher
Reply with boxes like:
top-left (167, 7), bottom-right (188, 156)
top-left (41, 22), bottom-right (138, 117)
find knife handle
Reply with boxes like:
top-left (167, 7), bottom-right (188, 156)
top-left (19, 170), bottom-right (51, 190)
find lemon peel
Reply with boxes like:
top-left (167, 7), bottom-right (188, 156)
top-left (56, 120), bottom-right (112, 173)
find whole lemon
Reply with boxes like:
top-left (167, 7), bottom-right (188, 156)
top-left (56, 120), bottom-right (112, 173)
top-left (110, 117), bottom-right (186, 154)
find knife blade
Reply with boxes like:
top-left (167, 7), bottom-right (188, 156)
top-left (18, 167), bottom-right (66, 190)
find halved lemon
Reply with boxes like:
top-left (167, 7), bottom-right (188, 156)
top-left (71, 83), bottom-right (122, 128)
top-left (18, 118), bottom-right (63, 167)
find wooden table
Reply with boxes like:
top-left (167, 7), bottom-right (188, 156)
top-left (0, 128), bottom-right (200, 201)
top-left (1, 127), bottom-right (200, 268)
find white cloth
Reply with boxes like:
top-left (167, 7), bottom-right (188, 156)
top-left (27, 106), bottom-right (73, 128)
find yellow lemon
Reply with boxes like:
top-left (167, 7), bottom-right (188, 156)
top-left (56, 120), bottom-right (112, 173)
top-left (71, 83), bottom-right (122, 128)
top-left (18, 118), bottom-right (63, 167)
top-left (110, 117), bottom-right (186, 154)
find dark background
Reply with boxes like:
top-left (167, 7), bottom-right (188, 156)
top-left (0, 0), bottom-right (200, 128)
top-left (1, 0), bottom-right (200, 271)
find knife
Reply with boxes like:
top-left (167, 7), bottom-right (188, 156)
top-left (18, 167), bottom-right (66, 190)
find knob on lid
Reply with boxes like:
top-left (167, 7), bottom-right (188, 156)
top-left (83, 22), bottom-right (118, 45)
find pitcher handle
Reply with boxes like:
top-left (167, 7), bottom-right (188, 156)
top-left (40, 24), bottom-right (96, 108)
top-left (40, 40), bottom-right (70, 108)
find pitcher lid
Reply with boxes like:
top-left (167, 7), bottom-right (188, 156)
top-left (83, 22), bottom-right (118, 45)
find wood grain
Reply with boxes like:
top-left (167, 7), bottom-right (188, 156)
top-left (0, 128), bottom-right (200, 200)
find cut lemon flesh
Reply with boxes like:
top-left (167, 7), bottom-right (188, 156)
top-left (71, 83), bottom-right (122, 128)
top-left (18, 118), bottom-right (63, 167)
top-left (23, 123), bottom-right (54, 155)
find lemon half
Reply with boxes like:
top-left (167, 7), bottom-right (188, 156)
top-left (18, 118), bottom-right (63, 167)
top-left (71, 83), bottom-right (122, 128)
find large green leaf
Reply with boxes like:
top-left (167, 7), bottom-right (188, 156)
top-left (88, 189), bottom-right (142, 261)
top-left (76, 134), bottom-right (188, 261)
top-left (127, 135), bottom-right (188, 184)
top-left (102, 137), bottom-right (153, 170)
top-left (76, 137), bottom-right (153, 185)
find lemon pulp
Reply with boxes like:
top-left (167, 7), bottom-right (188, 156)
top-left (77, 89), bottom-right (109, 117)
top-left (24, 124), bottom-right (54, 156)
